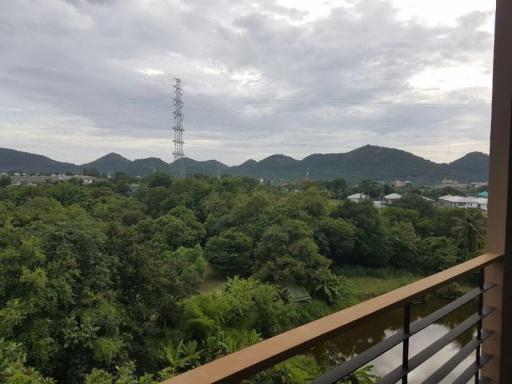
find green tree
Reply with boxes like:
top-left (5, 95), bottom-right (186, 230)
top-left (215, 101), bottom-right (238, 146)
top-left (0, 175), bottom-right (11, 188)
top-left (382, 206), bottom-right (420, 227)
top-left (254, 220), bottom-right (335, 290)
top-left (205, 230), bottom-right (253, 276)
top-left (452, 209), bottom-right (486, 260)
top-left (49, 182), bottom-right (88, 205)
top-left (387, 222), bottom-right (420, 270)
top-left (137, 213), bottom-right (204, 251)
top-left (134, 245), bottom-right (204, 329)
top-left (0, 339), bottom-right (55, 384)
top-left (146, 172), bottom-right (173, 188)
top-left (85, 362), bottom-right (155, 384)
top-left (333, 201), bottom-right (390, 267)
top-left (324, 178), bottom-right (347, 199)
top-left (394, 193), bottom-right (435, 217)
top-left (286, 188), bottom-right (328, 218)
top-left (419, 237), bottom-right (458, 273)
top-left (357, 179), bottom-right (382, 199)
top-left (141, 186), bottom-right (172, 217)
top-left (314, 217), bottom-right (356, 263)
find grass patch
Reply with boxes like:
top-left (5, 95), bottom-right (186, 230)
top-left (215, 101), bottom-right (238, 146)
top-left (199, 263), bottom-right (227, 293)
top-left (335, 266), bottom-right (418, 307)
top-left (199, 263), bottom-right (420, 310)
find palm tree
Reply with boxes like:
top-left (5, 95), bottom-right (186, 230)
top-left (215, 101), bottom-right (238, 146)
top-left (452, 209), bottom-right (486, 260)
top-left (160, 340), bottom-right (203, 379)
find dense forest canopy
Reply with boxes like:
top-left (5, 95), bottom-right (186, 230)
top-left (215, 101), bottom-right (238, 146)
top-left (0, 174), bottom-right (486, 383)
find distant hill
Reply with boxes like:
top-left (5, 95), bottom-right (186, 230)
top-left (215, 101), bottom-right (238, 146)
top-left (178, 158), bottom-right (229, 176)
top-left (133, 157), bottom-right (171, 174)
top-left (0, 147), bottom-right (80, 174)
top-left (0, 145), bottom-right (489, 183)
top-left (83, 154), bottom-right (172, 176)
top-left (445, 152), bottom-right (490, 181)
top-left (83, 153), bottom-right (133, 175)
top-left (226, 146), bottom-right (489, 183)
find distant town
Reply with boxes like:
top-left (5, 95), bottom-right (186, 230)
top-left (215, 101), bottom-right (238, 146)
top-left (0, 170), bottom-right (489, 214)
top-left (5, 173), bottom-right (99, 186)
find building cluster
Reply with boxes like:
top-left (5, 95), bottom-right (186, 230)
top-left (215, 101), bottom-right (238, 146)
top-left (392, 178), bottom-right (487, 191)
top-left (347, 191), bottom-right (488, 213)
top-left (439, 178), bottom-right (488, 190)
top-left (438, 194), bottom-right (488, 212)
top-left (4, 173), bottom-right (99, 186)
top-left (348, 192), bottom-right (407, 208)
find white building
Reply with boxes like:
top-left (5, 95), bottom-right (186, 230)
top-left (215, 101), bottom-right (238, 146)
top-left (392, 180), bottom-right (412, 189)
top-left (383, 193), bottom-right (402, 205)
top-left (438, 195), bottom-right (488, 212)
top-left (441, 178), bottom-right (461, 187)
top-left (347, 193), bottom-right (368, 203)
top-left (470, 182), bottom-right (488, 188)
top-left (475, 197), bottom-right (488, 212)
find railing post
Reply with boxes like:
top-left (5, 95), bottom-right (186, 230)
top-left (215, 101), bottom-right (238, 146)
top-left (476, 269), bottom-right (484, 384)
top-left (402, 303), bottom-right (411, 384)
top-left (482, 261), bottom-right (504, 382)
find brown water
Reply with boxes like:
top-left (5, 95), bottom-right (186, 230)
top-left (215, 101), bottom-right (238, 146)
top-left (310, 295), bottom-right (478, 384)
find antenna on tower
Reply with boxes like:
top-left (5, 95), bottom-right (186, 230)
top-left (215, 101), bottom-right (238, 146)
top-left (173, 78), bottom-right (185, 177)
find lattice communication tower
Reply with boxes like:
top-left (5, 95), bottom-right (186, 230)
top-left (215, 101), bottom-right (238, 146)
top-left (173, 78), bottom-right (185, 177)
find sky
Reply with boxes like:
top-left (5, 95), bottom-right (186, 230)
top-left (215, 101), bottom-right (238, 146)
top-left (0, 0), bottom-right (496, 165)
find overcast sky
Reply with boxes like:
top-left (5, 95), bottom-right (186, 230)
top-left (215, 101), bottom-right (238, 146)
top-left (0, 0), bottom-right (495, 165)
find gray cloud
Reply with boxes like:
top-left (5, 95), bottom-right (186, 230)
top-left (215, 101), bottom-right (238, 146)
top-left (0, 0), bottom-right (494, 164)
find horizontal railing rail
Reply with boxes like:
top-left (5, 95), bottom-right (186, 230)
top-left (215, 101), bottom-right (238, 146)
top-left (162, 252), bottom-right (503, 384)
top-left (314, 284), bottom-right (496, 384)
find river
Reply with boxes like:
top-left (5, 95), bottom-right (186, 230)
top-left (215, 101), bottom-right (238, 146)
top-left (310, 295), bottom-right (478, 383)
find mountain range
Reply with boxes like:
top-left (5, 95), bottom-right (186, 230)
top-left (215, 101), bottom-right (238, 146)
top-left (0, 145), bottom-right (489, 183)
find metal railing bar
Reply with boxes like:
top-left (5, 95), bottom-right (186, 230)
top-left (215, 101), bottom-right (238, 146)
top-left (410, 284), bottom-right (496, 336)
top-left (378, 308), bottom-right (495, 384)
top-left (312, 332), bottom-right (406, 384)
top-left (316, 286), bottom-right (496, 384)
top-left (408, 308), bottom-right (494, 373)
top-left (452, 354), bottom-right (492, 384)
top-left (376, 367), bottom-right (405, 384)
top-left (422, 330), bottom-right (493, 384)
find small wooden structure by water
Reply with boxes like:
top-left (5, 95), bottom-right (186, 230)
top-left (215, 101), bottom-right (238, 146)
top-left (280, 283), bottom-right (312, 303)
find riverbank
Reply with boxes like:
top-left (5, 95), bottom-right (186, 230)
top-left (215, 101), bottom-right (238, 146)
top-left (200, 263), bottom-right (419, 305)
top-left (335, 267), bottom-right (418, 307)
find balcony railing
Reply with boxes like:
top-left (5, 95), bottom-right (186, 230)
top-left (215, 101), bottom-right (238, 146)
top-left (162, 252), bottom-right (503, 384)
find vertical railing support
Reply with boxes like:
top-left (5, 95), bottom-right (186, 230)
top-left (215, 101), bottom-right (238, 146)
top-left (475, 269), bottom-right (484, 384)
top-left (402, 303), bottom-right (411, 384)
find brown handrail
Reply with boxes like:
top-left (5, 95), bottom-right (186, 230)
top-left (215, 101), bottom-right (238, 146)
top-left (162, 252), bottom-right (502, 384)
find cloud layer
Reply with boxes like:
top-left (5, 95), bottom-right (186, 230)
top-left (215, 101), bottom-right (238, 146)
top-left (0, 0), bottom-right (495, 164)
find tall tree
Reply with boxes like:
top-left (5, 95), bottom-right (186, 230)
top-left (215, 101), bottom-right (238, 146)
top-left (452, 209), bottom-right (486, 259)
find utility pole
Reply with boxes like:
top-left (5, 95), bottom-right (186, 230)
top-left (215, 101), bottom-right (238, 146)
top-left (173, 78), bottom-right (185, 177)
